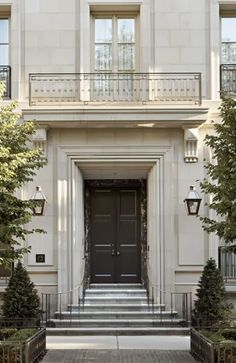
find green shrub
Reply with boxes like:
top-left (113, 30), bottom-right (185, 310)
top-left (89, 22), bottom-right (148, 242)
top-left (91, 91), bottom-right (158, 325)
top-left (192, 258), bottom-right (232, 327)
top-left (200, 329), bottom-right (227, 343)
top-left (2, 261), bottom-right (40, 319)
top-left (222, 330), bottom-right (236, 341)
top-left (7, 328), bottom-right (37, 341)
top-left (0, 329), bottom-right (17, 340)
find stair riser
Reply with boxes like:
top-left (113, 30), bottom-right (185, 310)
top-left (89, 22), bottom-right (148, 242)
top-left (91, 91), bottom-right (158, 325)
top-left (89, 284), bottom-right (143, 289)
top-left (69, 305), bottom-right (164, 312)
top-left (86, 292), bottom-right (147, 297)
top-left (56, 313), bottom-right (176, 320)
top-left (84, 298), bottom-right (147, 304)
top-left (52, 321), bottom-right (183, 328)
top-left (47, 328), bottom-right (189, 336)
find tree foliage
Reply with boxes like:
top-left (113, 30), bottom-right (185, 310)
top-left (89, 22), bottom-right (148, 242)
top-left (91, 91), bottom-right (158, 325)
top-left (192, 258), bottom-right (232, 327)
top-left (200, 97), bottom-right (236, 244)
top-left (0, 83), bottom-right (46, 264)
top-left (2, 261), bottom-right (40, 319)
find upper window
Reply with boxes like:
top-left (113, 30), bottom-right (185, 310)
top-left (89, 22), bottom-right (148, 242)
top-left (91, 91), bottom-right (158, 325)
top-left (0, 18), bottom-right (9, 65)
top-left (93, 16), bottom-right (137, 72)
top-left (221, 17), bottom-right (236, 64)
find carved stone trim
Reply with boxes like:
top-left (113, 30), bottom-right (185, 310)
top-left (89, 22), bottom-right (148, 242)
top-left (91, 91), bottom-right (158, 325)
top-left (184, 128), bottom-right (199, 163)
top-left (32, 128), bottom-right (47, 157)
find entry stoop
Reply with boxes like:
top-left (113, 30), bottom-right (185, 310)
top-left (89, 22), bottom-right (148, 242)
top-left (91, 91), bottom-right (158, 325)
top-left (46, 284), bottom-right (190, 335)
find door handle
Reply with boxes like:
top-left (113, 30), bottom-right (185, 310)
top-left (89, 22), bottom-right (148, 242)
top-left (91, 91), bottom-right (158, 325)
top-left (116, 251), bottom-right (120, 256)
top-left (111, 249), bottom-right (115, 256)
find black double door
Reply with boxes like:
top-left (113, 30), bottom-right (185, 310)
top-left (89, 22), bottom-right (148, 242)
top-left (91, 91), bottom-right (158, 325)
top-left (89, 187), bottom-right (141, 283)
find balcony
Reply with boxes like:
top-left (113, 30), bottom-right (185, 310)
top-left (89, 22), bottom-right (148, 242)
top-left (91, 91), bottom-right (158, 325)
top-left (0, 66), bottom-right (11, 99)
top-left (218, 246), bottom-right (236, 283)
top-left (220, 64), bottom-right (236, 98)
top-left (29, 72), bottom-right (202, 106)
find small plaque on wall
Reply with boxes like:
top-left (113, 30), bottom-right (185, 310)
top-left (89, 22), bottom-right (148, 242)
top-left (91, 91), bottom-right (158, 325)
top-left (36, 254), bottom-right (45, 263)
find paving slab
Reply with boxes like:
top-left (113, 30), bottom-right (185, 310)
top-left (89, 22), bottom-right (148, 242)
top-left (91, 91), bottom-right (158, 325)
top-left (47, 336), bottom-right (117, 350)
top-left (118, 335), bottom-right (190, 350)
top-left (46, 335), bottom-right (190, 350)
top-left (41, 349), bottom-right (197, 363)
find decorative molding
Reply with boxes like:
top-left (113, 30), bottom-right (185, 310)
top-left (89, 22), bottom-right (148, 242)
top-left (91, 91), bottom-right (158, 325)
top-left (184, 128), bottom-right (199, 163)
top-left (32, 128), bottom-right (48, 156)
top-left (57, 145), bottom-right (174, 301)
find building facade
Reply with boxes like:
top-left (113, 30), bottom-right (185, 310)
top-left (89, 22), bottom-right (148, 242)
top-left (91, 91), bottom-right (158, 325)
top-left (1, 0), bottom-right (236, 309)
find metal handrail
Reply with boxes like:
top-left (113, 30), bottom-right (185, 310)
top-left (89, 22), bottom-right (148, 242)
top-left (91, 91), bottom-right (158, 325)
top-left (142, 258), bottom-right (192, 327)
top-left (29, 72), bottom-right (202, 106)
top-left (41, 252), bottom-right (89, 326)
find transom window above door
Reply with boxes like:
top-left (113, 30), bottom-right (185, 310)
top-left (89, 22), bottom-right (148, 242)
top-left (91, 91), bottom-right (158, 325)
top-left (93, 16), bottom-right (137, 72)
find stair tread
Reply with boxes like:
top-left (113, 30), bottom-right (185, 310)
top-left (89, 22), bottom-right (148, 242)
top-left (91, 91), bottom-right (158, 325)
top-left (56, 311), bottom-right (176, 315)
top-left (50, 318), bottom-right (182, 323)
top-left (85, 296), bottom-right (147, 300)
top-left (86, 289), bottom-right (147, 295)
top-left (89, 284), bottom-right (143, 287)
top-left (69, 304), bottom-right (165, 307)
top-left (47, 327), bottom-right (189, 331)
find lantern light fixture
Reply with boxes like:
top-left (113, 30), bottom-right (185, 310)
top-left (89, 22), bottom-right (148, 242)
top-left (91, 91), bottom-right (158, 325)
top-left (31, 186), bottom-right (47, 216)
top-left (184, 185), bottom-right (202, 215)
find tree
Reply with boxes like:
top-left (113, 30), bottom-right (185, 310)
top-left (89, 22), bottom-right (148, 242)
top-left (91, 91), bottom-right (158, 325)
top-left (192, 258), bottom-right (232, 327)
top-left (200, 96), bottom-right (236, 244)
top-left (0, 83), bottom-right (46, 264)
top-left (2, 261), bottom-right (40, 319)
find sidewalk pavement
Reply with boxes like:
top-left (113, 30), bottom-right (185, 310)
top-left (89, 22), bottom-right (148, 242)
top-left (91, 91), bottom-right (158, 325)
top-left (41, 335), bottom-right (197, 362)
top-left (46, 335), bottom-right (191, 350)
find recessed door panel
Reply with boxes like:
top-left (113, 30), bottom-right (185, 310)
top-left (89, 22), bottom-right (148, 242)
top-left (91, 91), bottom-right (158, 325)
top-left (90, 187), bottom-right (140, 283)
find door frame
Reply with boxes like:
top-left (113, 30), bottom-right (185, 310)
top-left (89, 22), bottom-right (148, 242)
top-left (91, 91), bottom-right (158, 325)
top-left (84, 179), bottom-right (147, 284)
top-left (56, 145), bottom-right (174, 303)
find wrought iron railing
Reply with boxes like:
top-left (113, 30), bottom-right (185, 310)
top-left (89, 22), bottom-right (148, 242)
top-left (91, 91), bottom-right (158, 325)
top-left (220, 64), bottom-right (236, 97)
top-left (0, 66), bottom-right (11, 99)
top-left (147, 286), bottom-right (192, 328)
top-left (0, 319), bottom-right (45, 363)
top-left (191, 328), bottom-right (215, 362)
top-left (29, 72), bottom-right (202, 106)
top-left (41, 252), bottom-right (89, 327)
top-left (218, 246), bottom-right (236, 282)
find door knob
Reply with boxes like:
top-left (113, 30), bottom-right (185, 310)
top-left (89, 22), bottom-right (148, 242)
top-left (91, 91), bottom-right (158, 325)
top-left (116, 251), bottom-right (120, 256)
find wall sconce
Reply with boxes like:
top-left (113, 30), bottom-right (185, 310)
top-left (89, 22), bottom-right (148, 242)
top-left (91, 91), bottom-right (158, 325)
top-left (184, 185), bottom-right (202, 215)
top-left (31, 186), bottom-right (47, 216)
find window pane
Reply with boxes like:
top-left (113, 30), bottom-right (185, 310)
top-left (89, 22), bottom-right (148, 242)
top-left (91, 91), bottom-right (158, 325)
top-left (222, 18), bottom-right (236, 63)
top-left (0, 45), bottom-right (9, 64)
top-left (118, 44), bottom-right (135, 70)
top-left (95, 19), bottom-right (112, 43)
top-left (95, 44), bottom-right (112, 70)
top-left (118, 19), bottom-right (135, 42)
top-left (222, 18), bottom-right (236, 42)
top-left (0, 19), bottom-right (9, 43)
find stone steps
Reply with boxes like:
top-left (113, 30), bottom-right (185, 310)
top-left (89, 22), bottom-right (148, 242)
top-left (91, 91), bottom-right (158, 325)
top-left (48, 284), bottom-right (188, 335)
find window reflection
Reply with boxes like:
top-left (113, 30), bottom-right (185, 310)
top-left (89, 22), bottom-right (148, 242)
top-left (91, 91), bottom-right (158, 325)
top-left (0, 19), bottom-right (9, 65)
top-left (95, 19), bottom-right (112, 43)
top-left (118, 19), bottom-right (135, 42)
top-left (221, 18), bottom-right (236, 63)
